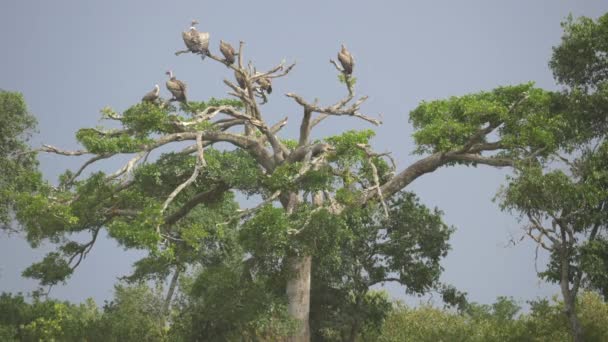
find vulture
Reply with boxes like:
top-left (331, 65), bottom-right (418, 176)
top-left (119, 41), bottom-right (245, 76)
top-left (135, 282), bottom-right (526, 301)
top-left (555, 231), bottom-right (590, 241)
top-left (235, 70), bottom-right (247, 89)
top-left (141, 84), bottom-right (160, 102)
top-left (219, 40), bottom-right (236, 65)
top-left (338, 44), bottom-right (354, 75)
top-left (256, 76), bottom-right (272, 94)
top-left (165, 70), bottom-right (187, 102)
top-left (182, 20), bottom-right (210, 59)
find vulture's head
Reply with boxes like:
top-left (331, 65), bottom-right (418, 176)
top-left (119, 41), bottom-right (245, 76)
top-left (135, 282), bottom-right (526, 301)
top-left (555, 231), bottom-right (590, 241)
top-left (190, 19), bottom-right (199, 29)
top-left (165, 70), bottom-right (173, 78)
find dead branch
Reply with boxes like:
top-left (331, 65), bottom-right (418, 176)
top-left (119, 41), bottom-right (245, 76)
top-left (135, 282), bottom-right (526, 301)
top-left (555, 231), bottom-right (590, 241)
top-left (40, 145), bottom-right (90, 156)
top-left (108, 152), bottom-right (147, 181)
top-left (357, 144), bottom-right (389, 218)
top-left (286, 92), bottom-right (381, 126)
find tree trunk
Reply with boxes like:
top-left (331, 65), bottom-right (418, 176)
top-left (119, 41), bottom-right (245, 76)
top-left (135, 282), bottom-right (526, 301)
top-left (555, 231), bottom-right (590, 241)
top-left (563, 294), bottom-right (584, 342)
top-left (559, 246), bottom-right (584, 342)
top-left (163, 267), bottom-right (180, 316)
top-left (286, 255), bottom-right (312, 342)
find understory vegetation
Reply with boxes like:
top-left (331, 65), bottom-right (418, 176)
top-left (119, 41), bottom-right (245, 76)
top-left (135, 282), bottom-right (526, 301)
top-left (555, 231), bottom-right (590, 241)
top-left (1, 288), bottom-right (608, 341)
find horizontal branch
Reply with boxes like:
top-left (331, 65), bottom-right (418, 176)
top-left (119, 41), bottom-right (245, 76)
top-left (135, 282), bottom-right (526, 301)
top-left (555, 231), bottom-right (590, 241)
top-left (40, 145), bottom-right (89, 156)
top-left (363, 150), bottom-right (515, 204)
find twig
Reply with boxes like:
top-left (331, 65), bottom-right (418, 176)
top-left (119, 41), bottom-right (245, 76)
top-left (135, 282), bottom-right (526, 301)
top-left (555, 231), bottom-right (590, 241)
top-left (357, 144), bottom-right (389, 218)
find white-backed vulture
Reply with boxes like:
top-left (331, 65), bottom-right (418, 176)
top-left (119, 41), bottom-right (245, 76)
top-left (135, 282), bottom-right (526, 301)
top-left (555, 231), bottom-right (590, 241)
top-left (338, 44), bottom-right (354, 75)
top-left (219, 40), bottom-right (236, 65)
top-left (142, 84), bottom-right (160, 102)
top-left (182, 20), bottom-right (210, 59)
top-left (165, 70), bottom-right (187, 102)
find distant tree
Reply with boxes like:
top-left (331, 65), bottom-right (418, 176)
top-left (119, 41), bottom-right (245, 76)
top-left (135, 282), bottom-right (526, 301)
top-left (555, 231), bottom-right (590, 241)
top-left (96, 284), bottom-right (167, 342)
top-left (0, 292), bottom-right (100, 342)
top-left (0, 90), bottom-right (39, 232)
top-left (377, 293), bottom-right (608, 342)
top-left (310, 192), bottom-right (454, 340)
top-left (499, 13), bottom-right (608, 342)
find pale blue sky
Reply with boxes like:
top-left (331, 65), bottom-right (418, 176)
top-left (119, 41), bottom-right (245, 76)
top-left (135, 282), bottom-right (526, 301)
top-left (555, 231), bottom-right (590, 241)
top-left (1, 0), bottom-right (607, 306)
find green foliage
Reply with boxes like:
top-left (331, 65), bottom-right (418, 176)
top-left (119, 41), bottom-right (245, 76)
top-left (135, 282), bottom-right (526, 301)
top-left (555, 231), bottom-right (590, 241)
top-left (76, 128), bottom-right (154, 154)
top-left (280, 138), bottom-right (298, 150)
top-left (239, 205), bottom-right (290, 273)
top-left (201, 148), bottom-right (264, 193)
top-left (381, 192), bottom-right (454, 292)
top-left (170, 260), bottom-right (297, 341)
top-left (338, 73), bottom-right (357, 87)
top-left (97, 284), bottom-right (167, 342)
top-left (499, 140), bottom-right (608, 295)
top-left (313, 290), bottom-right (392, 341)
top-left (549, 13), bottom-right (608, 141)
top-left (410, 83), bottom-right (566, 157)
top-left (13, 189), bottom-right (77, 247)
top-left (550, 13), bottom-right (608, 90)
top-left (0, 292), bottom-right (101, 342)
top-left (1, 288), bottom-right (606, 342)
top-left (22, 252), bottom-right (72, 286)
top-left (184, 97), bottom-right (244, 113)
top-left (377, 292), bottom-right (608, 342)
top-left (107, 201), bottom-right (163, 250)
top-left (310, 192), bottom-right (454, 340)
top-left (325, 129), bottom-right (375, 167)
top-left (0, 90), bottom-right (40, 229)
top-left (9, 12), bottom-right (608, 342)
top-left (580, 238), bottom-right (608, 300)
top-left (121, 102), bottom-right (176, 134)
top-left (378, 304), bottom-right (473, 342)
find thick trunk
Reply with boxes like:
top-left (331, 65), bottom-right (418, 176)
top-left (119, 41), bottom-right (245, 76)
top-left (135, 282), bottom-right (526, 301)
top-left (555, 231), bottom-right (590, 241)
top-left (286, 255), bottom-right (312, 342)
top-left (563, 295), bottom-right (584, 342)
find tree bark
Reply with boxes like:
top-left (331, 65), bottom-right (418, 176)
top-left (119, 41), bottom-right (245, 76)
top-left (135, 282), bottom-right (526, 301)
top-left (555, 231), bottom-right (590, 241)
top-left (163, 267), bottom-right (181, 317)
top-left (559, 246), bottom-right (584, 342)
top-left (286, 255), bottom-right (312, 342)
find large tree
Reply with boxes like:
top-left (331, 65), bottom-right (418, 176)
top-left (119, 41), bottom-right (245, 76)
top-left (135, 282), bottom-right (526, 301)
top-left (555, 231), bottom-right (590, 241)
top-left (499, 13), bottom-right (608, 342)
top-left (12, 24), bottom-right (568, 341)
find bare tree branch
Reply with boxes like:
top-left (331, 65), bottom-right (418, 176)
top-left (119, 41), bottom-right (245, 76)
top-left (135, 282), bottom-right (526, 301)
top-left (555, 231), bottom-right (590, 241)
top-left (286, 93), bottom-right (381, 126)
top-left (40, 145), bottom-right (90, 156)
top-left (357, 143), bottom-right (389, 218)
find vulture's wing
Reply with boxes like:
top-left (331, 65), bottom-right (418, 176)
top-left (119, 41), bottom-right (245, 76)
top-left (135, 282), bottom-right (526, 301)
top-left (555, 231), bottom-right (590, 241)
top-left (182, 31), bottom-right (197, 51)
top-left (142, 90), bottom-right (157, 102)
top-left (220, 41), bottom-right (235, 64)
top-left (338, 47), bottom-right (354, 75)
top-left (197, 32), bottom-right (210, 51)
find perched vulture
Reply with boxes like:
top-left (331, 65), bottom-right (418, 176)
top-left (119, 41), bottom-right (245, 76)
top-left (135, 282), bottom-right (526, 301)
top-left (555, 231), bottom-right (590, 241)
top-left (165, 70), bottom-right (187, 102)
top-left (256, 76), bottom-right (272, 94)
top-left (338, 44), bottom-right (354, 75)
top-left (235, 70), bottom-right (247, 89)
top-left (141, 84), bottom-right (160, 102)
top-left (182, 20), bottom-right (210, 59)
top-left (219, 40), bottom-right (236, 65)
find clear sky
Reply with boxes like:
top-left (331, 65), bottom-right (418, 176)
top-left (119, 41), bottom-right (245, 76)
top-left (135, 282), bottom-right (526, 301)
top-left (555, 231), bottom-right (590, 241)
top-left (1, 0), bottom-right (607, 306)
